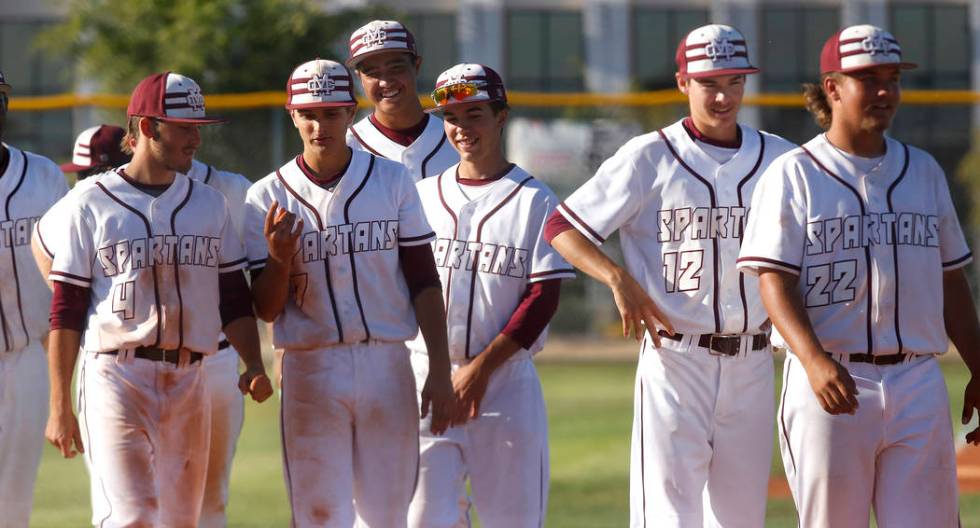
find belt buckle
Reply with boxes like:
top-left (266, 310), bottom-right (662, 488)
top-left (707, 335), bottom-right (739, 357)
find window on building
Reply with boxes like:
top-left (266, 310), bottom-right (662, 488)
top-left (632, 8), bottom-right (709, 90)
top-left (402, 13), bottom-right (458, 91)
top-left (506, 10), bottom-right (584, 92)
top-left (0, 19), bottom-right (74, 158)
top-left (891, 4), bottom-right (970, 89)
top-left (759, 6), bottom-right (839, 91)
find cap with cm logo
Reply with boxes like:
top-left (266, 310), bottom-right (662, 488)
top-left (676, 24), bottom-right (759, 79)
top-left (820, 25), bottom-right (917, 74)
top-left (61, 125), bottom-right (130, 173)
top-left (347, 20), bottom-right (418, 68)
top-left (126, 72), bottom-right (226, 124)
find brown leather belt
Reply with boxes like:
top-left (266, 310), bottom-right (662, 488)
top-left (101, 346), bottom-right (204, 365)
top-left (830, 352), bottom-right (909, 365)
top-left (658, 331), bottom-right (768, 356)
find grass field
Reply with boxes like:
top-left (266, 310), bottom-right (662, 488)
top-left (28, 357), bottom-right (980, 527)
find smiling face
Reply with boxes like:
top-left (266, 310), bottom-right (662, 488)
top-left (290, 105), bottom-right (357, 157)
top-left (826, 64), bottom-right (901, 134)
top-left (355, 52), bottom-right (421, 117)
top-left (677, 73), bottom-right (745, 134)
top-left (442, 101), bottom-right (507, 166)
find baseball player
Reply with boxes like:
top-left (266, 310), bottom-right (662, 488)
top-left (546, 25), bottom-right (796, 526)
top-left (346, 20), bottom-right (459, 181)
top-left (60, 125), bottom-right (131, 180)
top-left (0, 70), bottom-right (70, 528)
top-left (738, 25), bottom-right (980, 527)
top-left (36, 152), bottom-right (250, 527)
top-left (244, 58), bottom-right (455, 528)
top-left (407, 64), bottom-right (575, 528)
top-left (44, 72), bottom-right (272, 528)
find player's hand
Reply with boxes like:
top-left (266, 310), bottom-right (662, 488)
top-left (802, 353), bottom-right (859, 415)
top-left (609, 271), bottom-right (674, 346)
top-left (45, 407), bottom-right (84, 459)
top-left (239, 370), bottom-right (274, 403)
top-left (962, 376), bottom-right (980, 445)
top-left (264, 202), bottom-right (303, 265)
top-left (451, 361), bottom-right (491, 425)
top-left (421, 368), bottom-right (456, 436)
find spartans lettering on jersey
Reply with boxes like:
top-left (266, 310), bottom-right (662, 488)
top-left (431, 238), bottom-right (529, 278)
top-left (301, 220), bottom-right (399, 262)
top-left (657, 207), bottom-right (748, 242)
top-left (97, 235), bottom-right (222, 277)
top-left (806, 212), bottom-right (939, 255)
top-left (0, 217), bottom-right (39, 248)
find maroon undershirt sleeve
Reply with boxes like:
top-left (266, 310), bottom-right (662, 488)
top-left (544, 209), bottom-right (575, 244)
top-left (399, 244), bottom-right (442, 300)
top-left (501, 279), bottom-right (562, 349)
top-left (50, 281), bottom-right (90, 332)
top-left (220, 270), bottom-right (254, 327)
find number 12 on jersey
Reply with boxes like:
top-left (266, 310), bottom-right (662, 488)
top-left (663, 250), bottom-right (704, 293)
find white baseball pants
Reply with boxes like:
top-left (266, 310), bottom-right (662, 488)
top-left (280, 342), bottom-right (418, 528)
top-left (630, 334), bottom-right (775, 528)
top-left (0, 341), bottom-right (47, 528)
top-left (80, 352), bottom-right (211, 528)
top-left (407, 350), bottom-right (549, 528)
top-left (779, 352), bottom-right (959, 527)
top-left (200, 345), bottom-right (245, 528)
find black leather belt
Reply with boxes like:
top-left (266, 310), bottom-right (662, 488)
top-left (101, 346), bottom-right (204, 365)
top-left (658, 330), bottom-right (768, 356)
top-left (831, 352), bottom-right (909, 365)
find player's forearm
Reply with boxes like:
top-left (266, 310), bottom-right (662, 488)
top-left (223, 316), bottom-right (267, 374)
top-left (250, 259), bottom-right (291, 322)
top-left (758, 270), bottom-right (826, 365)
top-left (943, 268), bottom-right (980, 375)
top-left (550, 229), bottom-right (630, 290)
top-left (471, 334), bottom-right (523, 379)
top-left (31, 233), bottom-right (54, 291)
top-left (47, 328), bottom-right (81, 411)
top-left (413, 286), bottom-right (451, 374)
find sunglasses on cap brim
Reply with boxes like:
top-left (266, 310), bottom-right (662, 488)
top-left (431, 82), bottom-right (483, 107)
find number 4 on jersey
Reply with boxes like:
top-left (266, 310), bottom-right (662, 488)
top-left (112, 280), bottom-right (135, 320)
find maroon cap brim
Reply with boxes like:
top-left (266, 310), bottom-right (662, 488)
top-left (153, 115), bottom-right (228, 125)
top-left (826, 62), bottom-right (918, 75)
top-left (60, 162), bottom-right (94, 173)
top-left (285, 101), bottom-right (358, 110)
top-left (346, 48), bottom-right (417, 68)
top-left (683, 67), bottom-right (760, 79)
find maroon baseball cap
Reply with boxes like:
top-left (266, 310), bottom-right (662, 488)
top-left (61, 125), bottom-right (130, 173)
top-left (676, 24), bottom-right (759, 79)
top-left (820, 25), bottom-right (917, 74)
top-left (347, 20), bottom-right (418, 68)
top-left (126, 72), bottom-right (226, 124)
top-left (429, 64), bottom-right (507, 113)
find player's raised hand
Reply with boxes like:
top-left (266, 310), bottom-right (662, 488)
top-left (803, 353), bottom-right (859, 415)
top-left (45, 407), bottom-right (84, 458)
top-left (421, 368), bottom-right (456, 435)
top-left (264, 201), bottom-right (303, 264)
top-left (239, 370), bottom-right (274, 403)
top-left (609, 271), bottom-right (674, 346)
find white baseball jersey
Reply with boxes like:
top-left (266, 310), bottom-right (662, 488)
top-left (187, 159), bottom-right (250, 237)
top-left (0, 146), bottom-right (69, 348)
top-left (558, 119), bottom-right (795, 335)
top-left (0, 145), bottom-right (68, 527)
top-left (49, 170), bottom-right (246, 354)
top-left (737, 134), bottom-right (971, 356)
top-left (347, 114), bottom-right (459, 181)
top-left (411, 164), bottom-right (574, 360)
top-left (243, 150), bottom-right (435, 349)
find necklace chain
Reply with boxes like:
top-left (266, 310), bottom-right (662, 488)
top-left (824, 134), bottom-right (886, 174)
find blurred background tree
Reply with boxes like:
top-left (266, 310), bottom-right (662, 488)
top-left (35, 0), bottom-right (392, 176)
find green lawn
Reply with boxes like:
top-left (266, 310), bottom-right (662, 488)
top-left (28, 358), bottom-right (980, 527)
